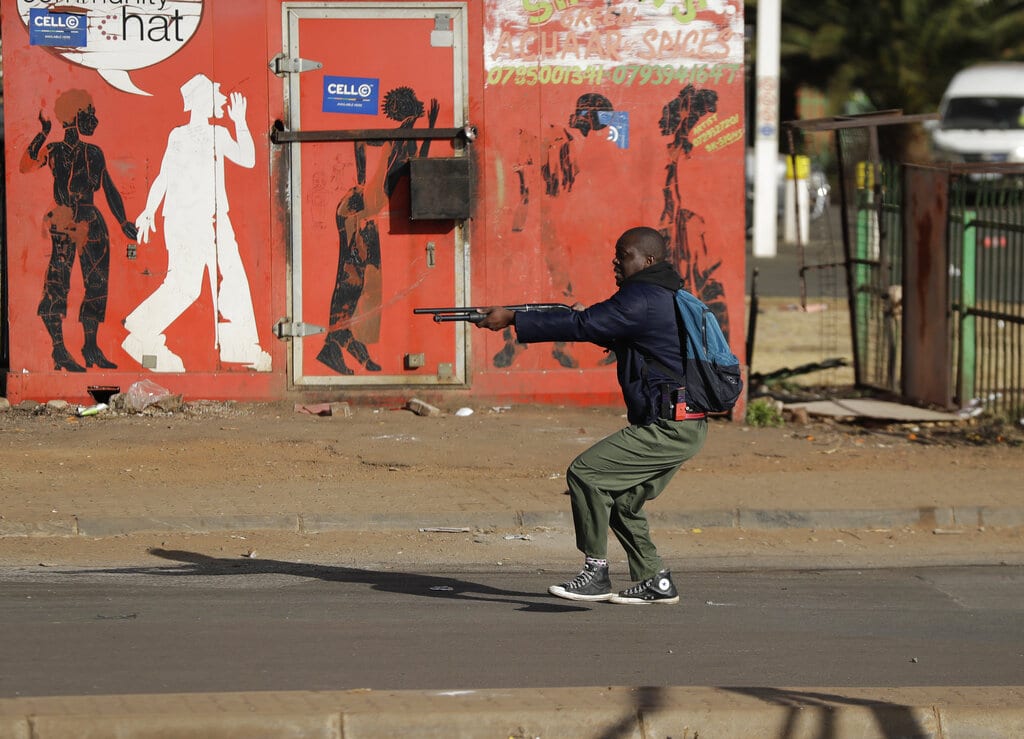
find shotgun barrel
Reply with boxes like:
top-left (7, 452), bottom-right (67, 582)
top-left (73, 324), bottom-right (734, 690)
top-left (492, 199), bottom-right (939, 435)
top-left (413, 304), bottom-right (572, 323)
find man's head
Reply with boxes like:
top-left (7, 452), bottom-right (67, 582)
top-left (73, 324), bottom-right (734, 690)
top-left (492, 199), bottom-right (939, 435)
top-left (569, 93), bottom-right (613, 137)
top-left (383, 86), bottom-right (424, 122)
top-left (659, 85), bottom-right (718, 152)
top-left (181, 74), bottom-right (227, 118)
top-left (613, 227), bottom-right (667, 285)
top-left (55, 89), bottom-right (97, 134)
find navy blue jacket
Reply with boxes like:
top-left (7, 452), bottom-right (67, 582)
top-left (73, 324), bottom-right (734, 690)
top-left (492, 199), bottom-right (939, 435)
top-left (514, 262), bottom-right (684, 426)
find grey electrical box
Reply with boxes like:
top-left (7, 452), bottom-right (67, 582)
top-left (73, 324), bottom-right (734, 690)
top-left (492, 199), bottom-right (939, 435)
top-left (410, 157), bottom-right (472, 220)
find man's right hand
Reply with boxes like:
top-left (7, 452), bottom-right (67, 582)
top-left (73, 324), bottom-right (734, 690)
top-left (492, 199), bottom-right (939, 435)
top-left (227, 92), bottom-right (247, 124)
top-left (474, 307), bottom-right (516, 331)
top-left (135, 212), bottom-right (157, 244)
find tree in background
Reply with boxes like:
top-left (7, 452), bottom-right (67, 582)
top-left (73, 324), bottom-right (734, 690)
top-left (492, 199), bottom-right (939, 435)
top-left (749, 0), bottom-right (1024, 158)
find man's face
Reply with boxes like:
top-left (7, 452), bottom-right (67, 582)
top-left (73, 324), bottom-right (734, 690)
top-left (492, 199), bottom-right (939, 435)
top-left (658, 99), bottom-right (678, 136)
top-left (569, 108), bottom-right (595, 136)
top-left (613, 240), bottom-right (652, 285)
top-left (77, 106), bottom-right (98, 136)
top-left (212, 85), bottom-right (227, 118)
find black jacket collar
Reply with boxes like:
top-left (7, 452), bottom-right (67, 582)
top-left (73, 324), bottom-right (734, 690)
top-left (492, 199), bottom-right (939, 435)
top-left (623, 261), bottom-right (683, 291)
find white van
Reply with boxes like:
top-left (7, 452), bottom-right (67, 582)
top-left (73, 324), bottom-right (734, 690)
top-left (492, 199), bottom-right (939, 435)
top-left (929, 62), bottom-right (1024, 164)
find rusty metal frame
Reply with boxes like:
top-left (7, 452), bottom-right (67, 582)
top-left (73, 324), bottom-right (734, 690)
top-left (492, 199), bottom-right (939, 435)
top-left (783, 111), bottom-right (937, 391)
top-left (781, 111), bottom-right (1023, 416)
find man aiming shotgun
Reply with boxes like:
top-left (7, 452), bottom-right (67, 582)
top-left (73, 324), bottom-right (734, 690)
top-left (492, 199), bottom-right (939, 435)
top-left (440, 226), bottom-right (708, 604)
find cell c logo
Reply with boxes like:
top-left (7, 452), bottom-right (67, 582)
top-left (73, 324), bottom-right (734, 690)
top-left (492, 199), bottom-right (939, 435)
top-left (16, 0), bottom-right (205, 97)
top-left (606, 126), bottom-right (620, 144)
top-left (358, 84), bottom-right (373, 98)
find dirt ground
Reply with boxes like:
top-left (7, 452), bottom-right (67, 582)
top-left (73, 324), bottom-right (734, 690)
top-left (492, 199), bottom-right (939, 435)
top-left (1, 397), bottom-right (1022, 572)
top-left (1, 298), bottom-right (1021, 571)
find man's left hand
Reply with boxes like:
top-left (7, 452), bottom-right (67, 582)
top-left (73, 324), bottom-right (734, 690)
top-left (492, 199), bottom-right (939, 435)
top-left (474, 307), bottom-right (516, 331)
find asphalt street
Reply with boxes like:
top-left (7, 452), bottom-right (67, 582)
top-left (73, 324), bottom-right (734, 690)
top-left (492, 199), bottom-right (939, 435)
top-left (2, 562), bottom-right (1021, 698)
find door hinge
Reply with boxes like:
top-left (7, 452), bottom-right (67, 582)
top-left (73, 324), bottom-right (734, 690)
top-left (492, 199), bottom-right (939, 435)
top-left (269, 53), bottom-right (323, 76)
top-left (275, 319), bottom-right (326, 339)
top-left (431, 14), bottom-right (454, 47)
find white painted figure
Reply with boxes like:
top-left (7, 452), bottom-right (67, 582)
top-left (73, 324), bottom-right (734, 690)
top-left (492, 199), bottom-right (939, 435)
top-left (122, 74), bottom-right (270, 372)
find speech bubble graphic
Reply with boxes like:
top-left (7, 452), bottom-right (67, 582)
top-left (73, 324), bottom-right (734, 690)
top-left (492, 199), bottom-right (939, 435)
top-left (17, 0), bottom-right (205, 96)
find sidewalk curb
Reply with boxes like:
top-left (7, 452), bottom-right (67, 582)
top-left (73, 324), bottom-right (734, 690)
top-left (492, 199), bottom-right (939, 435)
top-left (1, 686), bottom-right (1023, 738)
top-left (2, 507), bottom-right (1023, 539)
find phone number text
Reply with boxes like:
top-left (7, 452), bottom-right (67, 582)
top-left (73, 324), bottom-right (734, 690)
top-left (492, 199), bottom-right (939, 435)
top-left (486, 63), bottom-right (742, 87)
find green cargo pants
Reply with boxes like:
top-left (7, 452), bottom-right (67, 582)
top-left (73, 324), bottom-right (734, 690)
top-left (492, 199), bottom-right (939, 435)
top-left (565, 417), bottom-right (707, 581)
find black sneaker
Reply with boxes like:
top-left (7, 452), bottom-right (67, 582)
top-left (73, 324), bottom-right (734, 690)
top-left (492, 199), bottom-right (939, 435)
top-left (610, 569), bottom-right (679, 605)
top-left (548, 562), bottom-right (613, 602)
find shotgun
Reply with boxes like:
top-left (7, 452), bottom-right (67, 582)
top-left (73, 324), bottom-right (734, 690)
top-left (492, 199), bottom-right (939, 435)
top-left (414, 304), bottom-right (572, 323)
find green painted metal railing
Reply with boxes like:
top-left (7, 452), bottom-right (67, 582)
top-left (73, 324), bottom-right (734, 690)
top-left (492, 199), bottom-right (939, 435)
top-left (847, 162), bottom-right (1022, 419)
top-left (949, 178), bottom-right (1024, 420)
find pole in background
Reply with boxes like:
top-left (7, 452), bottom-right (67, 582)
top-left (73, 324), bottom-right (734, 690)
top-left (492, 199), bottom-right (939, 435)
top-left (783, 154), bottom-right (810, 245)
top-left (753, 0), bottom-right (780, 258)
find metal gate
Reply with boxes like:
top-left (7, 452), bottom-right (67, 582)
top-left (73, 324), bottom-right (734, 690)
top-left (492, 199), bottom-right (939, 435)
top-left (788, 114), bottom-right (1024, 418)
top-left (946, 167), bottom-right (1024, 418)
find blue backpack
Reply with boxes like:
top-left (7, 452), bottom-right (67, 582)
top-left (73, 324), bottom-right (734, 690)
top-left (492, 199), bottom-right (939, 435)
top-left (642, 288), bottom-right (744, 414)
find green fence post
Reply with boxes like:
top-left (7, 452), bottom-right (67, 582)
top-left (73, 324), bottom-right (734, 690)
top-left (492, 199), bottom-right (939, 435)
top-left (960, 210), bottom-right (977, 405)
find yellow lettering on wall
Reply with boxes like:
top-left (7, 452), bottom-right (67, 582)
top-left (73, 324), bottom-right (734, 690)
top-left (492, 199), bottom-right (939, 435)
top-left (523, 0), bottom-right (581, 26)
top-left (523, 0), bottom-right (554, 25)
top-left (692, 112), bottom-right (719, 137)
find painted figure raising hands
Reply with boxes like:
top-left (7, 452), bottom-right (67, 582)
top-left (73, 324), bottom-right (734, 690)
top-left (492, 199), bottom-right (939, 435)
top-left (318, 86), bottom-right (439, 375)
top-left (21, 90), bottom-right (138, 371)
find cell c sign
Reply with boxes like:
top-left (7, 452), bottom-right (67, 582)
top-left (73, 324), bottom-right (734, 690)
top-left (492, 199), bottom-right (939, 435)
top-left (28, 9), bottom-right (87, 47)
top-left (323, 75), bottom-right (380, 115)
top-left (16, 0), bottom-right (205, 96)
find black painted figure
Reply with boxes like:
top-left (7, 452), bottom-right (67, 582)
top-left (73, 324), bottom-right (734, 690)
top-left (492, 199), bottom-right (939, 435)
top-left (318, 86), bottom-right (439, 375)
top-left (496, 92), bottom-right (615, 370)
top-left (540, 92), bottom-right (613, 197)
top-left (658, 85), bottom-right (730, 339)
top-left (21, 89), bottom-right (138, 372)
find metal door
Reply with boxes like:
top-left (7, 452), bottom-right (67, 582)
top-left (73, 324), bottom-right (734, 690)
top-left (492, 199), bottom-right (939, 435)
top-left (278, 3), bottom-right (469, 386)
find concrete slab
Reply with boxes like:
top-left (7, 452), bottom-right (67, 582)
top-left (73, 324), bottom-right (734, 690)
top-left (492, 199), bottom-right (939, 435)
top-left (786, 398), bottom-right (963, 422)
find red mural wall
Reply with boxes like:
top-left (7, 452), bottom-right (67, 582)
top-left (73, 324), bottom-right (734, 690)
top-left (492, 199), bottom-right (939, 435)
top-left (475, 0), bottom-right (746, 404)
top-left (1, 0), bottom-right (745, 411)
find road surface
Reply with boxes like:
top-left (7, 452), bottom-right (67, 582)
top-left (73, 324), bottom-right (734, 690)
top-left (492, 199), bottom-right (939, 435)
top-left (2, 559), bottom-right (1021, 698)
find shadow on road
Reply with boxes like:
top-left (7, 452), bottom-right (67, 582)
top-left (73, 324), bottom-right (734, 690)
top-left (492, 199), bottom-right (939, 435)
top-left (723, 687), bottom-right (931, 738)
top-left (595, 685), bottom-right (669, 739)
top-left (72, 548), bottom-right (590, 614)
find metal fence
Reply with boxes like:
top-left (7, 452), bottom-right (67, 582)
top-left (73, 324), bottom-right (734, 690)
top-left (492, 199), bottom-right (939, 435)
top-left (789, 113), bottom-right (1024, 420)
top-left (948, 172), bottom-right (1024, 418)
